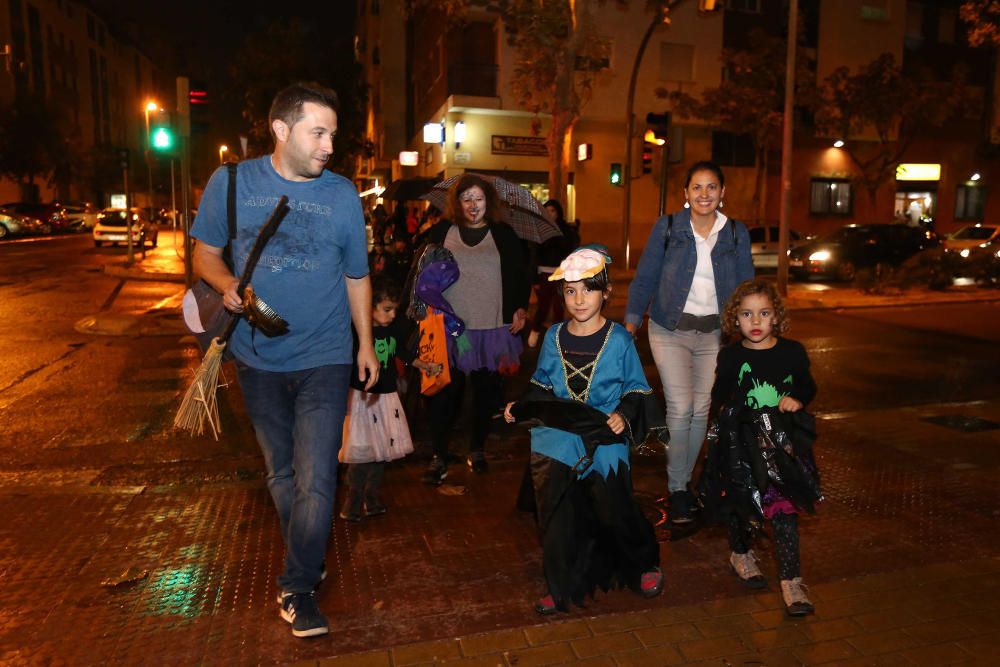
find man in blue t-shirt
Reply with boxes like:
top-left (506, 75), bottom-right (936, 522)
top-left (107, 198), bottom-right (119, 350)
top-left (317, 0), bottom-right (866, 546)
top-left (192, 82), bottom-right (377, 639)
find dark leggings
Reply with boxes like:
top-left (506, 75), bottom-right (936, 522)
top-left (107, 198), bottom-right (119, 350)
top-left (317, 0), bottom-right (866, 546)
top-left (426, 368), bottom-right (504, 459)
top-left (530, 280), bottom-right (565, 332)
top-left (729, 512), bottom-right (801, 580)
top-left (343, 462), bottom-right (386, 514)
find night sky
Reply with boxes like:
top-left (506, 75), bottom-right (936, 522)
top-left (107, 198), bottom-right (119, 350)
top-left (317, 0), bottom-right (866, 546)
top-left (90, 1), bottom-right (359, 168)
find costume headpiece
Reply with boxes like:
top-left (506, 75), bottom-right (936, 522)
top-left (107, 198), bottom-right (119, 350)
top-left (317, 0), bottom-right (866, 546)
top-left (548, 244), bottom-right (612, 282)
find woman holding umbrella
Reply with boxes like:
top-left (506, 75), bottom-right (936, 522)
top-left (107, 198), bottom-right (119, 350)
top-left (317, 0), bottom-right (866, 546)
top-left (421, 174), bottom-right (531, 485)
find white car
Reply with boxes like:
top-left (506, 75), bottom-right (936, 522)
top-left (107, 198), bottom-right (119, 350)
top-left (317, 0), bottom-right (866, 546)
top-left (93, 208), bottom-right (159, 248)
top-left (748, 226), bottom-right (802, 269)
top-left (943, 224), bottom-right (999, 255)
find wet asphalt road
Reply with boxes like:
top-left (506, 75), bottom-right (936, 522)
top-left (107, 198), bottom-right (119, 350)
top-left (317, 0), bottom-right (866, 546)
top-left (3, 233), bottom-right (999, 466)
top-left (2, 233), bottom-right (1000, 664)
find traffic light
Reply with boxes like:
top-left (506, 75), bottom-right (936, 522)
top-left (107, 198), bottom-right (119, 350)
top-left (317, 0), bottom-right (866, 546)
top-left (609, 162), bottom-right (623, 186)
top-left (646, 112), bottom-right (671, 145)
top-left (189, 80), bottom-right (209, 134)
top-left (641, 142), bottom-right (654, 175)
top-left (150, 111), bottom-right (175, 153)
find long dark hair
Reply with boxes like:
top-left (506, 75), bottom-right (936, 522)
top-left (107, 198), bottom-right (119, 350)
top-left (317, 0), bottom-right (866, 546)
top-left (543, 199), bottom-right (566, 224)
top-left (684, 161), bottom-right (726, 188)
top-left (447, 174), bottom-right (504, 227)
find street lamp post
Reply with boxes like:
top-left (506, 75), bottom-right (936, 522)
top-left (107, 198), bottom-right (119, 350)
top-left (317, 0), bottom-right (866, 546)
top-left (143, 101), bottom-right (159, 227)
top-left (219, 145), bottom-right (228, 165)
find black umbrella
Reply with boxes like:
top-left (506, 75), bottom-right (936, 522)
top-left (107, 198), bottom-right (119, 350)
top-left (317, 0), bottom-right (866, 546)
top-left (382, 177), bottom-right (439, 202)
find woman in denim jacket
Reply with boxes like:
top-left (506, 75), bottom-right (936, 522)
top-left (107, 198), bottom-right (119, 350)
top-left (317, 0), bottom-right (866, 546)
top-left (624, 161), bottom-right (754, 524)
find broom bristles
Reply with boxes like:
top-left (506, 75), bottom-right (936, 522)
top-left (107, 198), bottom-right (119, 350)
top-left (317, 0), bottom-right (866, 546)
top-left (174, 338), bottom-right (228, 440)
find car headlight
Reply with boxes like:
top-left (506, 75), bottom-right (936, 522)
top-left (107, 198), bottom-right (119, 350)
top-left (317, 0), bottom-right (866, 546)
top-left (960, 249), bottom-right (970, 258)
top-left (809, 250), bottom-right (831, 262)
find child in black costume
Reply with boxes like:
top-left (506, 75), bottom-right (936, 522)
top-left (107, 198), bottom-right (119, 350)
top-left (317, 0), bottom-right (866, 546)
top-left (707, 279), bottom-right (819, 616)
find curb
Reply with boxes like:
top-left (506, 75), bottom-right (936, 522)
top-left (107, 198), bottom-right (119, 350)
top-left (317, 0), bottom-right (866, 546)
top-left (103, 262), bottom-right (186, 283)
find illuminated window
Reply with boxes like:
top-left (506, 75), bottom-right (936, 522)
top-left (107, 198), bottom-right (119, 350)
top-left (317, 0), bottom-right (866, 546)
top-left (810, 178), bottom-right (852, 216)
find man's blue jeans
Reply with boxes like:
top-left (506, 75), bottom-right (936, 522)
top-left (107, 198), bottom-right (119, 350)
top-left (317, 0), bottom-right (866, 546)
top-left (236, 362), bottom-right (350, 594)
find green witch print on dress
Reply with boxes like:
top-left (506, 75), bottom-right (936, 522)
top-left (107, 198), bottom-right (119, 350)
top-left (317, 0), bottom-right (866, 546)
top-left (738, 361), bottom-right (794, 409)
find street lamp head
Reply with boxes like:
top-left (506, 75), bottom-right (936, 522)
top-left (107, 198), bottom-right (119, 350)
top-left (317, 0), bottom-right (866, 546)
top-left (145, 101), bottom-right (159, 112)
top-left (833, 139), bottom-right (845, 148)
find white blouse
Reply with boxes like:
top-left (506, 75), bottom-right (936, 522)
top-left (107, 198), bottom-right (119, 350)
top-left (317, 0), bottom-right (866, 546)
top-left (681, 212), bottom-right (729, 316)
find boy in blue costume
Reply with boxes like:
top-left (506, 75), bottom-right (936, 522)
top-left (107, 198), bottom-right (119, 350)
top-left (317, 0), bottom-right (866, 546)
top-left (504, 246), bottom-right (665, 615)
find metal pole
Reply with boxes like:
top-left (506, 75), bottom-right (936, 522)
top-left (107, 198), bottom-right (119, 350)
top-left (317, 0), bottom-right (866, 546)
top-left (657, 145), bottom-right (668, 216)
top-left (124, 165), bottom-right (134, 267)
top-left (144, 108), bottom-right (155, 227)
top-left (623, 12), bottom-right (663, 269)
top-left (170, 159), bottom-right (177, 234)
top-left (180, 138), bottom-right (192, 288)
top-left (777, 0), bottom-right (797, 296)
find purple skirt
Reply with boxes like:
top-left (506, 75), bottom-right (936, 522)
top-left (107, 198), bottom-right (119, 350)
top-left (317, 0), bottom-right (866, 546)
top-left (447, 326), bottom-right (523, 375)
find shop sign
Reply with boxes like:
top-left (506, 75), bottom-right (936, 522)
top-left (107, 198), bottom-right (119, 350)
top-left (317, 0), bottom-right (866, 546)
top-left (491, 135), bottom-right (548, 157)
top-left (896, 163), bottom-right (941, 181)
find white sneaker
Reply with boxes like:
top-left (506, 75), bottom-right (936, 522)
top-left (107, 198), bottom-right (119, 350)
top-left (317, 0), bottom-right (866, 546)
top-left (729, 551), bottom-right (767, 588)
top-left (780, 577), bottom-right (815, 616)
top-left (527, 330), bottom-right (540, 348)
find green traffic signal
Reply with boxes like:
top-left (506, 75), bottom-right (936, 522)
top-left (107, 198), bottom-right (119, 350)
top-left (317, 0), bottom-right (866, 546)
top-left (151, 126), bottom-right (174, 152)
top-left (610, 162), bottom-right (623, 186)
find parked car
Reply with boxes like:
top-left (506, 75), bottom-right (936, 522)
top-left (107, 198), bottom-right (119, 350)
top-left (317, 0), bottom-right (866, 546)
top-left (788, 224), bottom-right (939, 281)
top-left (0, 209), bottom-right (52, 239)
top-left (0, 202), bottom-right (75, 233)
top-left (59, 202), bottom-right (101, 230)
top-left (92, 208), bottom-right (159, 248)
top-left (748, 226), bottom-right (804, 269)
top-left (943, 223), bottom-right (999, 255)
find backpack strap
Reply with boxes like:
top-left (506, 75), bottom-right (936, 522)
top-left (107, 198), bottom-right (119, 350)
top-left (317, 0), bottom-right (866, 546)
top-left (223, 162), bottom-right (238, 270)
top-left (662, 214), bottom-right (674, 252)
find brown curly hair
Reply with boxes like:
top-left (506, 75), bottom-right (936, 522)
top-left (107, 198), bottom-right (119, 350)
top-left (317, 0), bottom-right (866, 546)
top-left (447, 174), bottom-right (505, 227)
top-left (721, 279), bottom-right (790, 338)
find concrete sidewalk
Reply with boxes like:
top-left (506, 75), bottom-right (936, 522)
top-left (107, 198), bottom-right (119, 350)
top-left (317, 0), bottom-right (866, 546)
top-left (313, 557), bottom-right (1000, 666)
top-left (106, 231), bottom-right (1000, 312)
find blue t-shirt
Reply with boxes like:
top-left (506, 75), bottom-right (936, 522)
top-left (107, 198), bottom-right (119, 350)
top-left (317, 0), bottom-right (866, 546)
top-left (191, 156), bottom-right (368, 372)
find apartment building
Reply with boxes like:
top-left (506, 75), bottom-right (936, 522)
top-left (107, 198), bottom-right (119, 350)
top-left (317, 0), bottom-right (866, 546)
top-left (0, 0), bottom-right (155, 204)
top-left (358, 0), bottom-right (997, 256)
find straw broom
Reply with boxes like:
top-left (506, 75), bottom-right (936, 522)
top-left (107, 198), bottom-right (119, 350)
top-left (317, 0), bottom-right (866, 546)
top-left (175, 196), bottom-right (290, 439)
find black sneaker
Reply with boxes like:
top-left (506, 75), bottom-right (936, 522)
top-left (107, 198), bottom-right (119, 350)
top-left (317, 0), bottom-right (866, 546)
top-left (279, 591), bottom-right (329, 638)
top-left (421, 456), bottom-right (448, 485)
top-left (467, 451), bottom-right (488, 474)
top-left (669, 491), bottom-right (694, 525)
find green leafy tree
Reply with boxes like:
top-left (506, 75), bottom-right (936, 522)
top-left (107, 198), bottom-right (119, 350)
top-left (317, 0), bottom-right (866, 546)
top-left (658, 28), bottom-right (813, 224)
top-left (410, 0), bottom-right (653, 200)
top-left (960, 0), bottom-right (1000, 47)
top-left (228, 17), bottom-right (367, 177)
top-left (814, 53), bottom-right (973, 211)
top-left (0, 94), bottom-right (69, 200)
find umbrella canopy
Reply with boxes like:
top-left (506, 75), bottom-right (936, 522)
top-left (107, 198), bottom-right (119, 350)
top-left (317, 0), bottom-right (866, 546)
top-left (382, 177), bottom-right (439, 202)
top-left (426, 173), bottom-right (562, 244)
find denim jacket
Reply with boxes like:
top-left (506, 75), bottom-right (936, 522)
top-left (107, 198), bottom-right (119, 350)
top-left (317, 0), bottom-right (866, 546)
top-left (625, 209), bottom-right (754, 331)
